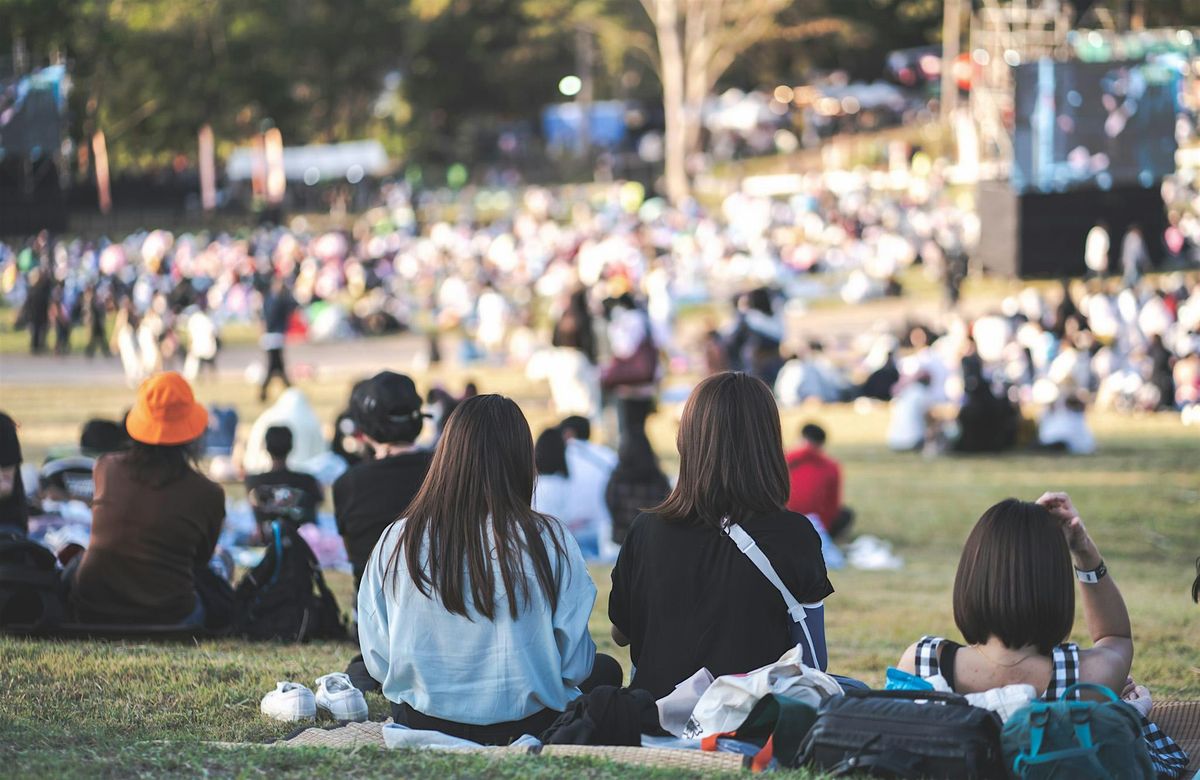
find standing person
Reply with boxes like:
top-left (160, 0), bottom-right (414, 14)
top-left (609, 372), bottom-right (834, 698)
top-left (358, 394), bottom-right (622, 745)
top-left (785, 423), bottom-right (853, 539)
top-left (260, 276), bottom-right (295, 402)
top-left (111, 299), bottom-right (143, 387)
top-left (67, 373), bottom-right (230, 628)
top-left (601, 294), bottom-right (658, 442)
top-left (137, 297), bottom-right (166, 377)
top-left (184, 300), bottom-right (220, 382)
top-left (604, 433), bottom-right (670, 546)
top-left (541, 285), bottom-right (600, 419)
top-left (23, 267), bottom-right (52, 355)
top-left (0, 413), bottom-right (29, 535)
top-left (50, 283), bottom-right (73, 356)
top-left (333, 372), bottom-right (432, 592)
top-left (244, 426), bottom-right (323, 530)
top-left (1085, 221), bottom-right (1110, 278)
top-left (82, 284), bottom-right (111, 359)
top-left (1121, 225), bottom-right (1149, 289)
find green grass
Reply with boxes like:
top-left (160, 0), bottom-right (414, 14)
top-left (0, 370), bottom-right (1198, 777)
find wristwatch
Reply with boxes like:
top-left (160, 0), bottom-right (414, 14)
top-left (1075, 559), bottom-right (1108, 584)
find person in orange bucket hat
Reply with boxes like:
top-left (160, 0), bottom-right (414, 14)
top-left (124, 371), bottom-right (210, 445)
top-left (67, 372), bottom-right (232, 629)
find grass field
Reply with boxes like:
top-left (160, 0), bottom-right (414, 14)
top-left (0, 368), bottom-right (1197, 778)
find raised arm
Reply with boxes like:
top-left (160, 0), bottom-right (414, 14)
top-left (1036, 492), bottom-right (1133, 688)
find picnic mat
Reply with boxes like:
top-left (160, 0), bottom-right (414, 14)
top-left (254, 702), bottom-right (1200, 774)
top-left (1150, 701), bottom-right (1200, 773)
top-left (272, 721), bottom-right (746, 772)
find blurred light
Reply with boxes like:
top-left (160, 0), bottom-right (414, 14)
top-left (558, 75), bottom-right (582, 97)
top-left (773, 85), bottom-right (795, 103)
top-left (1087, 31), bottom-right (1104, 48)
top-left (1178, 30), bottom-right (1194, 46)
top-left (815, 97), bottom-right (841, 116)
top-left (768, 99), bottom-right (789, 116)
top-left (1067, 90), bottom-right (1083, 107)
top-left (919, 54), bottom-right (941, 77)
top-left (346, 164), bottom-right (364, 184)
top-left (774, 129), bottom-right (800, 153)
top-left (303, 167), bottom-right (320, 186)
top-left (1004, 49), bottom-right (1021, 67)
top-left (972, 49), bottom-right (990, 66)
top-left (841, 96), bottom-right (861, 114)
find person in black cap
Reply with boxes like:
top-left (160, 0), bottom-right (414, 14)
top-left (332, 371), bottom-right (433, 592)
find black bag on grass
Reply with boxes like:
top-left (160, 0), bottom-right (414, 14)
top-left (234, 520), bottom-right (347, 642)
top-left (798, 689), bottom-right (1004, 778)
top-left (0, 530), bottom-right (64, 629)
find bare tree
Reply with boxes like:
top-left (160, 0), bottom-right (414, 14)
top-left (635, 0), bottom-right (846, 203)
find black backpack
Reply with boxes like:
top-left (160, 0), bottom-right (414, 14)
top-left (798, 689), bottom-right (1005, 778)
top-left (234, 520), bottom-right (347, 642)
top-left (0, 530), bottom-right (64, 630)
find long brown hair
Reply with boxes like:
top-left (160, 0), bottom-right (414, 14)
top-left (384, 394), bottom-right (566, 621)
top-left (650, 371), bottom-right (789, 528)
top-left (953, 499), bottom-right (1075, 655)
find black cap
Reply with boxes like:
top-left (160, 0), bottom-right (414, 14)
top-left (351, 371), bottom-right (427, 444)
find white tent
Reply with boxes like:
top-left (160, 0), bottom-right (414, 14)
top-left (225, 139), bottom-right (390, 182)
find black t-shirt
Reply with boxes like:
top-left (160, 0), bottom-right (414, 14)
top-left (610, 509), bottom-right (834, 699)
top-left (332, 450), bottom-right (433, 581)
top-left (244, 468), bottom-right (323, 526)
top-left (0, 413), bottom-right (28, 533)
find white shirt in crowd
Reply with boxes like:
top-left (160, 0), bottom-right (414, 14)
top-left (1085, 225), bottom-right (1109, 274)
top-left (887, 382), bottom-right (933, 451)
top-left (564, 438), bottom-right (618, 561)
top-left (1038, 403), bottom-right (1096, 454)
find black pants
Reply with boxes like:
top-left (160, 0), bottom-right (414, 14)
top-left (615, 397), bottom-right (653, 441)
top-left (389, 653), bottom-right (624, 746)
top-left (85, 327), bottom-right (111, 358)
top-left (29, 321), bottom-right (48, 355)
top-left (260, 347), bottom-right (291, 400)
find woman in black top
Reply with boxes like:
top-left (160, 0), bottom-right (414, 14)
top-left (609, 372), bottom-right (833, 699)
top-left (605, 432), bottom-right (670, 545)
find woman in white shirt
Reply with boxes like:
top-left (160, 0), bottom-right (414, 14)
top-left (358, 394), bottom-right (621, 745)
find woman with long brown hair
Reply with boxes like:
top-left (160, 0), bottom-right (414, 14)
top-left (609, 371), bottom-right (833, 699)
top-left (357, 394), bottom-right (620, 745)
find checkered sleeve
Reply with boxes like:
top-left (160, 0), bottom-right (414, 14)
top-left (1142, 716), bottom-right (1189, 779)
top-left (914, 636), bottom-right (943, 679)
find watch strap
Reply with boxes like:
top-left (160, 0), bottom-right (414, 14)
top-left (1075, 559), bottom-right (1107, 584)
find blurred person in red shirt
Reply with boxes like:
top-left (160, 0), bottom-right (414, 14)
top-left (785, 423), bottom-right (853, 539)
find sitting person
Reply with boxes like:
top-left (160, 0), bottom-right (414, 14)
top-left (604, 432), bottom-right (671, 546)
top-left (358, 394), bottom-right (621, 745)
top-left (785, 423), bottom-right (853, 539)
top-left (886, 371), bottom-right (936, 452)
top-left (333, 372), bottom-right (432, 592)
top-left (245, 426), bottom-right (323, 529)
top-left (68, 372), bottom-right (229, 627)
top-left (531, 428), bottom-right (593, 554)
top-left (1037, 395), bottom-right (1096, 454)
top-left (897, 493), bottom-right (1187, 775)
top-left (242, 388), bottom-right (326, 475)
top-left (609, 372), bottom-right (833, 699)
top-left (560, 416), bottom-right (618, 560)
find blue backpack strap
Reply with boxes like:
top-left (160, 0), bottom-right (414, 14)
top-left (914, 636), bottom-right (944, 679)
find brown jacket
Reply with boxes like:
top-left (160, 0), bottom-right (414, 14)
top-left (72, 453), bottom-right (224, 623)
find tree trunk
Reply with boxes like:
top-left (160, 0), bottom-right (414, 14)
top-left (655, 0), bottom-right (690, 204)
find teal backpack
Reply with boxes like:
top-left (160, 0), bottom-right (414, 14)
top-left (1001, 683), bottom-right (1154, 779)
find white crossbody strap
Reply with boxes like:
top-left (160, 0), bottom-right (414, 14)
top-left (723, 519), bottom-right (823, 663)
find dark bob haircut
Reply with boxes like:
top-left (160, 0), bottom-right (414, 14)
top-left (651, 372), bottom-right (788, 528)
top-left (953, 498), bottom-right (1075, 655)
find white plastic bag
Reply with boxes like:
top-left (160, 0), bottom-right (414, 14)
top-left (656, 668), bottom-right (715, 737)
top-left (683, 646), bottom-right (843, 738)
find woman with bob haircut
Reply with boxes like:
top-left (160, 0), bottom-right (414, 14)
top-left (609, 371), bottom-right (833, 699)
top-left (357, 395), bottom-right (620, 745)
top-left (896, 493), bottom-right (1189, 775)
top-left (896, 493), bottom-right (1133, 695)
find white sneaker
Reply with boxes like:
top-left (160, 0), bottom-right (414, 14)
top-left (314, 673), bottom-right (369, 722)
top-left (260, 681), bottom-right (317, 722)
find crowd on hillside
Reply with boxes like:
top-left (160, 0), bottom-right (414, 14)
top-left (0, 370), bottom-right (1192, 775)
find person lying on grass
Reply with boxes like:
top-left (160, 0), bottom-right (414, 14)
top-left (357, 394), bottom-right (621, 746)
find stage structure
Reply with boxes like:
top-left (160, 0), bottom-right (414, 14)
top-left (969, 1), bottom-right (1195, 277)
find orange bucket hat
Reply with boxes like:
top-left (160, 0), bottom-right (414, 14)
top-left (125, 372), bottom-right (209, 445)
